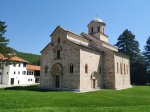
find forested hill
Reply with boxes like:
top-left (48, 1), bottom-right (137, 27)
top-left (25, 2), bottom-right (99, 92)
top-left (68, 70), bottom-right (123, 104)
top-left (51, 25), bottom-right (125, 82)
top-left (11, 48), bottom-right (40, 65)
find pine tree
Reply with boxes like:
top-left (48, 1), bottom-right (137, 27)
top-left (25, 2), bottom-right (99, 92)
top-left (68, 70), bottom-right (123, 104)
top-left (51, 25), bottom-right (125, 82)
top-left (115, 29), bottom-right (140, 62)
top-left (115, 29), bottom-right (146, 84)
top-left (143, 37), bottom-right (150, 69)
top-left (143, 37), bottom-right (150, 83)
top-left (0, 21), bottom-right (12, 55)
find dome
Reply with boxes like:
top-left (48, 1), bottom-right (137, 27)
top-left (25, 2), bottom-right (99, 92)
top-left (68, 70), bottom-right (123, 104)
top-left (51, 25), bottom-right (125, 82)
top-left (90, 18), bottom-right (103, 23)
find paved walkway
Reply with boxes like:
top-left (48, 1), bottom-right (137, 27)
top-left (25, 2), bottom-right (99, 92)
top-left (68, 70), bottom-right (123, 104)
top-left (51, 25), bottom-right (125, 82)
top-left (0, 83), bottom-right (39, 88)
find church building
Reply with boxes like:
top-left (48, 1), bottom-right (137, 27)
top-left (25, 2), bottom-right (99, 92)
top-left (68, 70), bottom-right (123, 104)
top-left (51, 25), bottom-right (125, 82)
top-left (40, 18), bottom-right (132, 92)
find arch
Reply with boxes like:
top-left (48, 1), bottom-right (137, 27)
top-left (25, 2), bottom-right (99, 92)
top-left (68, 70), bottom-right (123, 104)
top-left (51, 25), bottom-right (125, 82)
top-left (51, 63), bottom-right (63, 88)
top-left (51, 63), bottom-right (63, 75)
top-left (91, 71), bottom-right (98, 89)
top-left (91, 71), bottom-right (98, 79)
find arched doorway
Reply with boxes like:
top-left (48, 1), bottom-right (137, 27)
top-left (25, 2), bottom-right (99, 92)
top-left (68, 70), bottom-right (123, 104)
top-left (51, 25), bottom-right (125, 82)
top-left (91, 71), bottom-right (98, 89)
top-left (51, 63), bottom-right (63, 88)
top-left (54, 66), bottom-right (60, 88)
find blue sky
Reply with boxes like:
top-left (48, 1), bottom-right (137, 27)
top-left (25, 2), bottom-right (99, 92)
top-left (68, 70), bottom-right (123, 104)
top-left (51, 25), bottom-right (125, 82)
top-left (0, 0), bottom-right (150, 54)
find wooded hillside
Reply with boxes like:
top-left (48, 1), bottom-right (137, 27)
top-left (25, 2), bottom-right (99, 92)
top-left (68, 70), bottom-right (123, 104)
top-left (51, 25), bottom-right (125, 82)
top-left (12, 48), bottom-right (40, 65)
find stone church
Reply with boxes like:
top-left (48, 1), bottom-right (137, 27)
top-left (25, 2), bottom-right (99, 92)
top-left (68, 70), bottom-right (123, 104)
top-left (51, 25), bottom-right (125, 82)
top-left (40, 18), bottom-right (132, 92)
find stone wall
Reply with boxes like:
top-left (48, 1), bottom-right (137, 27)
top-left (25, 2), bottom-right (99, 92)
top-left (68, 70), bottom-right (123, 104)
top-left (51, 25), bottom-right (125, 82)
top-left (40, 27), bottom-right (81, 90)
top-left (80, 47), bottom-right (103, 91)
top-left (103, 48), bottom-right (116, 89)
top-left (114, 53), bottom-right (131, 89)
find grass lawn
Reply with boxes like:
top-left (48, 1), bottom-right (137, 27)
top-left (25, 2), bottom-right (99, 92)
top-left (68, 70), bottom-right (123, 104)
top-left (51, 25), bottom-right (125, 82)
top-left (0, 85), bottom-right (150, 112)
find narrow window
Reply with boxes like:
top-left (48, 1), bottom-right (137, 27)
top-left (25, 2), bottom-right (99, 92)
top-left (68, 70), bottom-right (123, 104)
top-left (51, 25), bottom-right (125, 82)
top-left (0, 72), bottom-right (1, 75)
top-left (91, 27), bottom-right (93, 33)
top-left (14, 71), bottom-right (16, 74)
top-left (57, 50), bottom-right (60, 59)
top-left (18, 71), bottom-right (20, 75)
top-left (98, 26), bottom-right (100, 32)
top-left (58, 38), bottom-right (60, 44)
top-left (70, 65), bottom-right (73, 73)
top-left (124, 64), bottom-right (126, 75)
top-left (18, 63), bottom-right (21, 67)
top-left (117, 63), bottom-right (119, 73)
top-left (120, 63), bottom-right (122, 75)
top-left (45, 66), bottom-right (48, 74)
top-left (85, 64), bottom-right (88, 73)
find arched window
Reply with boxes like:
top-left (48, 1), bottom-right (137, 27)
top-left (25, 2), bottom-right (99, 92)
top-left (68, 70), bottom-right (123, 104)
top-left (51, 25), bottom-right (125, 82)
top-left (124, 64), bottom-right (126, 75)
top-left (45, 66), bottom-right (48, 74)
top-left (117, 63), bottom-right (119, 73)
top-left (85, 64), bottom-right (88, 73)
top-left (91, 27), bottom-right (93, 33)
top-left (120, 63), bottom-right (122, 75)
top-left (98, 26), bottom-right (100, 32)
top-left (54, 45), bottom-right (62, 59)
top-left (57, 50), bottom-right (60, 59)
top-left (70, 64), bottom-right (73, 73)
top-left (58, 37), bottom-right (60, 44)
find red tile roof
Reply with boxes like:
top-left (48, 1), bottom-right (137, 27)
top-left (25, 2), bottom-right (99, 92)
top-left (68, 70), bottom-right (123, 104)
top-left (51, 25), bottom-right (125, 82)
top-left (27, 64), bottom-right (40, 70)
top-left (10, 56), bottom-right (29, 63)
top-left (0, 53), bottom-right (29, 63)
top-left (0, 54), bottom-right (6, 60)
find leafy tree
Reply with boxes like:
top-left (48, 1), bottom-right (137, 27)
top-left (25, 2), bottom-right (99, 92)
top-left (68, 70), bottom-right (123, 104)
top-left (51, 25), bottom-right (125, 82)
top-left (115, 29), bottom-right (147, 84)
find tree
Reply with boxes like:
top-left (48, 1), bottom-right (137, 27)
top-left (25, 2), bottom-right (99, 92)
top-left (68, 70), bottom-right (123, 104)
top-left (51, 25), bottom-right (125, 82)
top-left (0, 21), bottom-right (12, 55)
top-left (143, 37), bottom-right (150, 83)
top-left (115, 29), bottom-right (147, 84)
top-left (143, 37), bottom-right (150, 69)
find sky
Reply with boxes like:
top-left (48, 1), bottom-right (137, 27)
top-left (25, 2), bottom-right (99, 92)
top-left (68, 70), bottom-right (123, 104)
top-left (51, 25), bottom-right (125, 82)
top-left (0, 0), bottom-right (150, 54)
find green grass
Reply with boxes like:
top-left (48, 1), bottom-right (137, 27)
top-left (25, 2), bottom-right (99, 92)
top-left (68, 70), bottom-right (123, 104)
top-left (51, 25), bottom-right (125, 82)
top-left (0, 86), bottom-right (150, 112)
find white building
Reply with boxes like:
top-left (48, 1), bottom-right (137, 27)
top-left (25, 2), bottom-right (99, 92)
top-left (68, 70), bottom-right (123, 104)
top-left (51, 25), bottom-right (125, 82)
top-left (0, 54), bottom-right (40, 85)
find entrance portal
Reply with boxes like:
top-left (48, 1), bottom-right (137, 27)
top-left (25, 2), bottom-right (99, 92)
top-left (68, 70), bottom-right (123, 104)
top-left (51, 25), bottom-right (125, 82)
top-left (55, 75), bottom-right (60, 88)
top-left (91, 71), bottom-right (98, 89)
top-left (52, 63), bottom-right (63, 89)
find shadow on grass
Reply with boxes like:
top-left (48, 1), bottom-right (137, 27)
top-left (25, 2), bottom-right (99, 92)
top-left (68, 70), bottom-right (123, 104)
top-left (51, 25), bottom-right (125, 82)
top-left (4, 85), bottom-right (62, 92)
